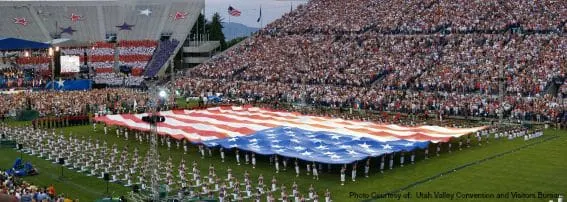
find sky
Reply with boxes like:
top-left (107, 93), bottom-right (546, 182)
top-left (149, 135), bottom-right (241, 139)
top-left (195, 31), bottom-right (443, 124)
top-left (205, 0), bottom-right (307, 28)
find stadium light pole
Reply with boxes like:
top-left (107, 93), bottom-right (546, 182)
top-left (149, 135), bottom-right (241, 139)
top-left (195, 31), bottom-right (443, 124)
top-left (142, 85), bottom-right (168, 201)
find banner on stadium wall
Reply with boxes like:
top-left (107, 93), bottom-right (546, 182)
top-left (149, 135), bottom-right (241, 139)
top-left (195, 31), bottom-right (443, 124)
top-left (45, 79), bottom-right (92, 91)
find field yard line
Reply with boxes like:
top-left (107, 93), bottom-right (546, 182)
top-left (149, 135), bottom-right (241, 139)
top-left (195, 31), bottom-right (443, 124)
top-left (361, 135), bottom-right (560, 202)
top-left (43, 171), bottom-right (106, 196)
top-left (9, 150), bottom-right (109, 198)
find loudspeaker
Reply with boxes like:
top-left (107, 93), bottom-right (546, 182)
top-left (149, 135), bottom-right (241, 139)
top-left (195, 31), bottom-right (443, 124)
top-left (159, 34), bottom-right (171, 41)
top-left (119, 65), bottom-right (132, 74)
top-left (106, 35), bottom-right (117, 44)
top-left (53, 51), bottom-right (61, 78)
top-left (16, 143), bottom-right (23, 150)
top-left (132, 184), bottom-right (139, 193)
top-left (103, 173), bottom-right (110, 181)
top-left (58, 158), bottom-right (65, 165)
top-left (83, 51), bottom-right (88, 66)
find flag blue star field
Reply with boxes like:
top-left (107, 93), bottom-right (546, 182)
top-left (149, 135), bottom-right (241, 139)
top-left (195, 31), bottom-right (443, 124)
top-left (45, 79), bottom-right (91, 91)
top-left (95, 106), bottom-right (487, 164)
top-left (203, 126), bottom-right (429, 164)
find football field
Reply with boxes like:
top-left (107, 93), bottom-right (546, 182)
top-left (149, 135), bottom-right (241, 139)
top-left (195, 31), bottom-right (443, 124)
top-left (1, 122), bottom-right (566, 202)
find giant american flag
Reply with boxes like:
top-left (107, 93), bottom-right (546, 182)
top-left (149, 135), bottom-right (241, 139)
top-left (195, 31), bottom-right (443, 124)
top-left (95, 106), bottom-right (486, 163)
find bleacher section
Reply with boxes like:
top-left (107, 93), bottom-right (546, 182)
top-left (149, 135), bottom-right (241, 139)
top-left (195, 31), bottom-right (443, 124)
top-left (144, 39), bottom-right (179, 77)
top-left (62, 40), bottom-right (157, 75)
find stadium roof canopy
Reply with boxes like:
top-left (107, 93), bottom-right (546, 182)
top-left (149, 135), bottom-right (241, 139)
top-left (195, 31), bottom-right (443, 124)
top-left (0, 0), bottom-right (204, 42)
top-left (0, 37), bottom-right (49, 50)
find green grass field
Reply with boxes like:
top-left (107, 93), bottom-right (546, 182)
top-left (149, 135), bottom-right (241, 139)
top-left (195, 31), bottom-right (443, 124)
top-left (1, 121), bottom-right (566, 202)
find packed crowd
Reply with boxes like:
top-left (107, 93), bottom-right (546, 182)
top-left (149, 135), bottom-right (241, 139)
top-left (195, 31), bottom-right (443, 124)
top-left (0, 88), bottom-right (150, 117)
top-left (0, 0), bottom-right (565, 123)
top-left (176, 0), bottom-right (567, 123)
top-left (0, 170), bottom-right (72, 201)
top-left (267, 0), bottom-right (566, 34)
top-left (92, 73), bottom-right (144, 87)
top-left (62, 40), bottom-right (157, 76)
top-left (0, 51), bottom-right (49, 89)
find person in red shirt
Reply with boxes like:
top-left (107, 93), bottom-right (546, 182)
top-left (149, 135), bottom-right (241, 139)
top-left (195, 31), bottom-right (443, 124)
top-left (47, 184), bottom-right (56, 198)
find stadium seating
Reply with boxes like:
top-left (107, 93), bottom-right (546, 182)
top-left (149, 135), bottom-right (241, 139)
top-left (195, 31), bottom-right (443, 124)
top-left (177, 0), bottom-right (566, 123)
top-left (144, 39), bottom-right (180, 77)
top-left (62, 40), bottom-right (156, 75)
top-left (267, 0), bottom-right (566, 34)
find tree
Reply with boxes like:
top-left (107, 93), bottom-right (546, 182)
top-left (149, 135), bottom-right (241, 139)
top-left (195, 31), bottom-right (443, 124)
top-left (189, 13), bottom-right (207, 41)
top-left (206, 12), bottom-right (226, 49)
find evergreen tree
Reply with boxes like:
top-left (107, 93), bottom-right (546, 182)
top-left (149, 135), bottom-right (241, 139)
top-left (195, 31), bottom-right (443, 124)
top-left (206, 12), bottom-right (226, 49)
top-left (189, 13), bottom-right (207, 41)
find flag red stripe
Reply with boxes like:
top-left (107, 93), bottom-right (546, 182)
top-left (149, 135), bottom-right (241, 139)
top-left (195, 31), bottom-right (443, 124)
top-left (169, 110), bottom-right (257, 135)
top-left (120, 114), bottom-right (229, 140)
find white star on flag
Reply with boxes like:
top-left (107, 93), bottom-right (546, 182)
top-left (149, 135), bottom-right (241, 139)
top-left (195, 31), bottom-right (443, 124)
top-left (271, 140), bottom-right (280, 143)
top-left (359, 142), bottom-right (371, 150)
top-left (248, 144), bottom-right (261, 149)
top-left (293, 146), bottom-right (306, 151)
top-left (351, 136), bottom-right (363, 141)
top-left (271, 145), bottom-right (283, 149)
top-left (347, 150), bottom-right (359, 155)
top-left (315, 144), bottom-right (328, 150)
top-left (249, 138), bottom-right (258, 143)
top-left (300, 151), bottom-right (312, 156)
top-left (383, 144), bottom-right (393, 150)
top-left (306, 134), bottom-right (316, 138)
top-left (229, 144), bottom-right (239, 148)
top-left (228, 137), bottom-right (237, 142)
top-left (338, 144), bottom-right (352, 149)
top-left (275, 149), bottom-right (286, 153)
top-left (330, 135), bottom-right (341, 140)
top-left (330, 154), bottom-right (342, 159)
top-left (404, 142), bottom-right (414, 147)
top-left (139, 9), bottom-right (152, 16)
top-left (310, 138), bottom-right (322, 143)
top-left (290, 139), bottom-right (301, 143)
top-left (57, 79), bottom-right (65, 87)
top-left (323, 151), bottom-right (335, 156)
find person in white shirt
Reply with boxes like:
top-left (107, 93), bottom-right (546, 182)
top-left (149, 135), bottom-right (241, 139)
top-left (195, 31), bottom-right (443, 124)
top-left (351, 162), bottom-right (357, 181)
top-left (275, 155), bottom-right (280, 173)
top-left (411, 151), bottom-right (415, 164)
top-left (235, 149), bottom-right (241, 165)
top-left (312, 162), bottom-right (319, 180)
top-left (340, 166), bottom-right (346, 185)
top-left (220, 147), bottom-right (225, 162)
top-left (295, 159), bottom-right (300, 177)
top-left (380, 155), bottom-right (385, 173)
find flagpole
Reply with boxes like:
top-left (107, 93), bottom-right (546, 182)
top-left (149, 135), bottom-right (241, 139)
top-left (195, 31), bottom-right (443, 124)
top-left (260, 5), bottom-right (263, 29)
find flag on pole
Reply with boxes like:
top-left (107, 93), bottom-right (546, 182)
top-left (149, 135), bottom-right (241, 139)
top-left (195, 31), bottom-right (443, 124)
top-left (256, 6), bottom-right (262, 22)
top-left (228, 6), bottom-right (241, 17)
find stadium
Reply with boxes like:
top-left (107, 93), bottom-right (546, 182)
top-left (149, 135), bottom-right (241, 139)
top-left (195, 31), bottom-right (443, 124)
top-left (0, 0), bottom-right (565, 201)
